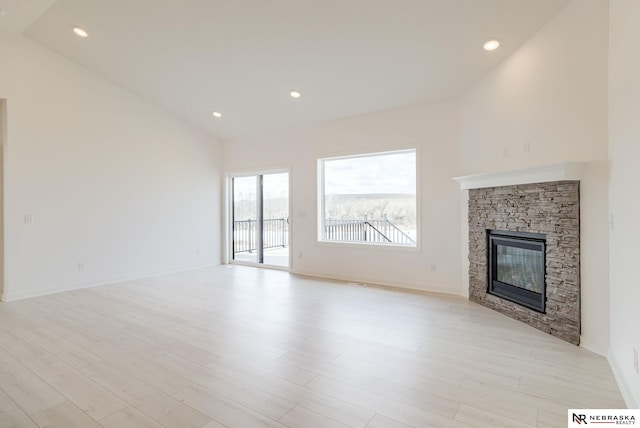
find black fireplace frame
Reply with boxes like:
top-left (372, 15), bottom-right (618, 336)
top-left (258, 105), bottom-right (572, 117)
top-left (487, 230), bottom-right (546, 313)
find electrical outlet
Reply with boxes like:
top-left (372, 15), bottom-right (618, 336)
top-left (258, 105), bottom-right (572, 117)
top-left (24, 214), bottom-right (34, 225)
top-left (524, 142), bottom-right (531, 155)
top-left (634, 348), bottom-right (638, 373)
top-left (77, 262), bottom-right (84, 272)
top-left (196, 248), bottom-right (201, 256)
top-left (298, 252), bottom-right (303, 259)
top-left (503, 147), bottom-right (509, 158)
top-left (431, 264), bottom-right (437, 272)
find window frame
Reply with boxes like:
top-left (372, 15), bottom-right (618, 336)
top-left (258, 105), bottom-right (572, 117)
top-left (317, 147), bottom-right (420, 250)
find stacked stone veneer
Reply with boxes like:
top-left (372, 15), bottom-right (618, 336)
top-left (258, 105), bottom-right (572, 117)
top-left (468, 181), bottom-right (580, 345)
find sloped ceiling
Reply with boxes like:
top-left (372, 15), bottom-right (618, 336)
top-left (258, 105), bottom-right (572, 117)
top-left (0, 0), bottom-right (55, 34)
top-left (5, 0), bottom-right (571, 141)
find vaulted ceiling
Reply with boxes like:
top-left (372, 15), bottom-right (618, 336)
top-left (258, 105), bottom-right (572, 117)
top-left (1, 0), bottom-right (571, 141)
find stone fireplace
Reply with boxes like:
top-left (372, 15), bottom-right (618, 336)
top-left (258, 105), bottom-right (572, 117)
top-left (455, 165), bottom-right (582, 345)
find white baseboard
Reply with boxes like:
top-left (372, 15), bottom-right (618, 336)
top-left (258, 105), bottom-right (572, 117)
top-left (460, 285), bottom-right (469, 298)
top-left (579, 335), bottom-right (607, 357)
top-left (289, 268), bottom-right (461, 297)
top-left (608, 348), bottom-right (640, 409)
top-left (1, 262), bottom-right (219, 302)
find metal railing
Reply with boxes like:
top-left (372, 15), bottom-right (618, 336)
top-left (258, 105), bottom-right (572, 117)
top-left (324, 217), bottom-right (416, 245)
top-left (233, 218), bottom-right (289, 253)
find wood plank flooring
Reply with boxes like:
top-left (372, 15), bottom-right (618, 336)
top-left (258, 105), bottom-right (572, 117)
top-left (0, 265), bottom-right (625, 427)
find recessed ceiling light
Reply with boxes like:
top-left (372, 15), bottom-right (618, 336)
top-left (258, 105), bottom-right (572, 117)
top-left (73, 26), bottom-right (89, 38)
top-left (289, 90), bottom-right (302, 99)
top-left (483, 39), bottom-right (500, 51)
top-left (212, 111), bottom-right (222, 118)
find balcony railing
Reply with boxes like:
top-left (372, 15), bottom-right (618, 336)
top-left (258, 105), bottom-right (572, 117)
top-left (233, 218), bottom-right (289, 253)
top-left (234, 216), bottom-right (415, 254)
top-left (324, 217), bottom-right (416, 245)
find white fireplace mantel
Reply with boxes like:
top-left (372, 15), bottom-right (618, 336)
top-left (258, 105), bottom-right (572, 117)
top-left (452, 162), bottom-right (586, 190)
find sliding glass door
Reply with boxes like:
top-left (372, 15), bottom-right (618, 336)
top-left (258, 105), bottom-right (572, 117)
top-left (231, 171), bottom-right (289, 268)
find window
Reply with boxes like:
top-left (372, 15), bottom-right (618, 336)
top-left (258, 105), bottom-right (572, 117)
top-left (318, 149), bottom-right (417, 247)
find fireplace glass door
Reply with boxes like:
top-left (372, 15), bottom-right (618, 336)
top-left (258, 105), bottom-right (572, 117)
top-left (488, 231), bottom-right (546, 312)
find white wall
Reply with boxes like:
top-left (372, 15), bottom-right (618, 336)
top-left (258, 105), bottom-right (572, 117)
top-left (0, 99), bottom-right (5, 297)
top-left (224, 100), bottom-right (462, 294)
top-left (460, 0), bottom-right (610, 354)
top-left (0, 36), bottom-right (222, 301)
top-left (608, 0), bottom-right (640, 409)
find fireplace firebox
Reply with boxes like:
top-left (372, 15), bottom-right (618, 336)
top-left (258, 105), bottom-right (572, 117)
top-left (488, 230), bottom-right (546, 313)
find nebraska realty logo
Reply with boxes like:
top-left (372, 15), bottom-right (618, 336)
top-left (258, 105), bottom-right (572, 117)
top-left (569, 409), bottom-right (638, 425)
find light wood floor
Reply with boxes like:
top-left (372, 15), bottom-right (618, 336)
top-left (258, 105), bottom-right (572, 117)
top-left (0, 266), bottom-right (625, 428)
